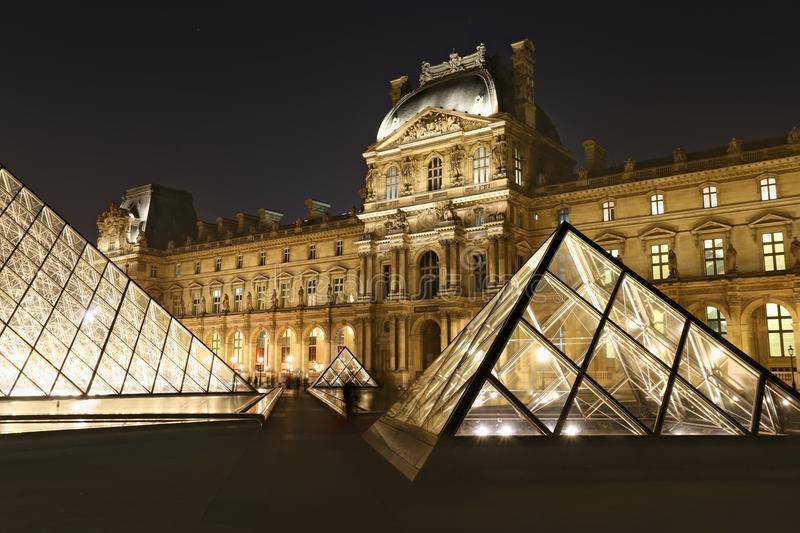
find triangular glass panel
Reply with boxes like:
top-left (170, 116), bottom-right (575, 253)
top-left (561, 378), bottom-right (644, 435)
top-left (661, 379), bottom-right (742, 435)
top-left (0, 165), bottom-right (267, 434)
top-left (586, 323), bottom-right (670, 431)
top-left (455, 381), bottom-right (543, 436)
top-left (759, 381), bottom-right (800, 435)
top-left (308, 347), bottom-right (379, 415)
top-left (492, 320), bottom-right (576, 431)
top-left (678, 324), bottom-right (759, 429)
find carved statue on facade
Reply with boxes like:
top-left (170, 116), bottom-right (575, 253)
top-left (435, 201), bottom-right (460, 223)
top-left (726, 242), bottom-right (738, 273)
top-left (364, 164), bottom-right (377, 201)
top-left (726, 137), bottom-right (742, 156)
top-left (673, 147), bottom-right (687, 164)
top-left (400, 156), bottom-right (415, 195)
top-left (176, 297), bottom-right (185, 318)
top-left (246, 291), bottom-right (253, 312)
top-left (492, 135), bottom-right (508, 176)
top-left (667, 249), bottom-right (678, 279)
top-left (297, 286), bottom-right (305, 307)
top-left (96, 201), bottom-right (132, 252)
top-left (577, 167), bottom-right (588, 181)
top-left (450, 144), bottom-right (466, 184)
top-left (135, 229), bottom-right (148, 248)
top-left (419, 43), bottom-right (486, 85)
top-left (789, 126), bottom-right (800, 145)
top-left (200, 295), bottom-right (207, 316)
top-left (222, 294), bottom-right (230, 314)
top-left (327, 283), bottom-right (334, 305)
top-left (791, 237), bottom-right (800, 268)
top-left (384, 209), bottom-right (409, 233)
top-left (271, 288), bottom-right (278, 309)
top-left (623, 158), bottom-right (636, 173)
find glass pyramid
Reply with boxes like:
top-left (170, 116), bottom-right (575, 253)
top-left (364, 223), bottom-right (800, 480)
top-left (309, 347), bottom-right (378, 415)
top-left (0, 165), bottom-right (275, 434)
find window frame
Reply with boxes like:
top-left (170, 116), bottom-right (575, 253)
top-left (701, 185), bottom-right (718, 208)
top-left (650, 193), bottom-right (665, 216)
top-left (760, 176), bottom-right (778, 201)
top-left (385, 166), bottom-right (400, 200)
top-left (766, 303), bottom-right (794, 358)
top-left (702, 237), bottom-right (725, 276)
top-left (762, 231), bottom-right (786, 272)
top-left (602, 201), bottom-right (615, 222)
top-left (650, 242), bottom-right (670, 280)
top-left (472, 146), bottom-right (490, 184)
top-left (427, 156), bottom-right (443, 191)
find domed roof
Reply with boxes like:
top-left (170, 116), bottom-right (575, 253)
top-left (377, 70), bottom-right (498, 141)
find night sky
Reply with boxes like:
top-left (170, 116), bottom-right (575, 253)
top-left (1, 5), bottom-right (798, 238)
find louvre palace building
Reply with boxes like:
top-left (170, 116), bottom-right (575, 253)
top-left (96, 39), bottom-right (800, 388)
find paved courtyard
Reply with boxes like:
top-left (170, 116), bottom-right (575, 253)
top-left (0, 388), bottom-right (798, 532)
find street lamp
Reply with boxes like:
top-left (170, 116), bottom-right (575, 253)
top-left (788, 345), bottom-right (796, 391)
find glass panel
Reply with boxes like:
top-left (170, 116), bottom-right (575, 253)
top-left (561, 378), bottom-right (643, 435)
top-left (492, 321), bottom-right (576, 431)
top-left (547, 232), bottom-right (620, 312)
top-left (523, 273), bottom-right (601, 364)
top-left (455, 381), bottom-right (542, 436)
top-left (678, 324), bottom-right (759, 428)
top-left (586, 323), bottom-right (670, 431)
top-left (609, 276), bottom-right (685, 366)
top-left (758, 382), bottom-right (800, 435)
top-left (661, 379), bottom-right (741, 435)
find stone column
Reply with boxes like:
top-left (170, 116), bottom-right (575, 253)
top-left (450, 241), bottom-right (459, 290)
top-left (398, 247), bottom-right (407, 297)
top-left (391, 249), bottom-right (399, 295)
top-left (358, 253), bottom-right (367, 297)
top-left (388, 314), bottom-right (396, 371)
top-left (398, 313), bottom-right (407, 371)
top-left (443, 241), bottom-right (452, 290)
top-left (365, 253), bottom-right (373, 300)
top-left (486, 238), bottom-right (496, 286)
top-left (498, 237), bottom-right (508, 283)
top-left (364, 318), bottom-right (373, 370)
top-left (439, 311), bottom-right (450, 351)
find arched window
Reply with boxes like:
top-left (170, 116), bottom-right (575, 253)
top-left (385, 166), bottom-right (399, 200)
top-left (308, 326), bottom-right (324, 362)
top-left (256, 331), bottom-right (268, 365)
top-left (473, 146), bottom-right (490, 184)
top-left (419, 251), bottom-right (439, 299)
top-left (336, 325), bottom-right (355, 352)
top-left (705, 306), bottom-right (727, 337)
top-left (702, 186), bottom-right (718, 208)
top-left (766, 303), bottom-right (794, 357)
top-left (427, 157), bottom-right (443, 191)
top-left (760, 177), bottom-right (777, 201)
top-left (513, 146), bottom-right (524, 186)
top-left (281, 329), bottom-right (294, 367)
top-left (210, 332), bottom-right (221, 355)
top-left (232, 331), bottom-right (243, 364)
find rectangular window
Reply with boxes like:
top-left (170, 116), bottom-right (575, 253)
top-left (214, 258), bottom-right (222, 272)
top-left (382, 264), bottom-right (391, 299)
top-left (762, 231), bottom-right (786, 271)
top-left (556, 207), bottom-right (570, 224)
top-left (428, 157), bottom-right (443, 191)
top-left (650, 243), bottom-right (670, 280)
top-left (233, 286), bottom-right (243, 312)
top-left (236, 255), bottom-right (243, 269)
top-left (282, 248), bottom-right (290, 263)
top-left (470, 253), bottom-right (488, 294)
top-left (308, 244), bottom-right (316, 260)
top-left (333, 277), bottom-right (344, 301)
top-left (760, 177), bottom-right (777, 201)
top-left (472, 147), bottom-right (490, 184)
top-left (174, 263), bottom-right (181, 278)
top-left (474, 208), bottom-right (484, 227)
top-left (194, 261), bottom-right (201, 275)
top-left (602, 201), bottom-right (615, 222)
top-left (279, 281), bottom-right (290, 307)
top-left (702, 186), bottom-right (718, 208)
top-left (386, 167), bottom-right (399, 200)
top-left (192, 291), bottom-right (201, 315)
top-left (150, 264), bottom-right (157, 278)
top-left (335, 240), bottom-right (344, 256)
top-left (307, 279), bottom-right (317, 306)
top-left (513, 146), bottom-right (524, 187)
top-left (703, 238), bottom-right (725, 276)
top-left (256, 283), bottom-right (266, 310)
top-left (212, 288), bottom-right (222, 313)
top-left (258, 251), bottom-right (266, 267)
top-left (172, 293), bottom-right (181, 314)
top-left (650, 194), bottom-right (665, 215)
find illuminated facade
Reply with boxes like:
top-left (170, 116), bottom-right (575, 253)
top-left (0, 166), bottom-right (276, 434)
top-left (364, 224), bottom-right (800, 480)
top-left (97, 39), bottom-right (800, 389)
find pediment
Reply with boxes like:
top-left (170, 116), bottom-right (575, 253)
top-left (373, 107), bottom-right (493, 150)
top-left (299, 268), bottom-right (320, 278)
top-left (252, 273), bottom-right (269, 282)
top-left (188, 281), bottom-right (204, 289)
top-left (594, 231), bottom-right (626, 244)
top-left (208, 278), bottom-right (224, 287)
top-left (327, 264), bottom-right (349, 274)
top-left (166, 283), bottom-right (183, 292)
top-left (690, 219), bottom-right (732, 235)
top-left (639, 225), bottom-right (677, 241)
top-left (747, 212), bottom-right (792, 229)
top-left (229, 276), bottom-right (246, 285)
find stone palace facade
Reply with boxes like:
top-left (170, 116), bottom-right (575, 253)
top-left (96, 40), bottom-right (800, 387)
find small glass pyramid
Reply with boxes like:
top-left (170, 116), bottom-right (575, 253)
top-left (309, 347), bottom-right (378, 415)
top-left (364, 223), bottom-right (800, 480)
top-left (0, 165), bottom-right (273, 434)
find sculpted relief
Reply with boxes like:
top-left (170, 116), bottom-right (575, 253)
top-left (400, 112), bottom-right (485, 143)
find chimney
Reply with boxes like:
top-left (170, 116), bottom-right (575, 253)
top-left (305, 198), bottom-right (331, 220)
top-left (582, 139), bottom-right (608, 172)
top-left (258, 208), bottom-right (284, 230)
top-left (389, 76), bottom-right (410, 106)
top-left (511, 39), bottom-right (535, 128)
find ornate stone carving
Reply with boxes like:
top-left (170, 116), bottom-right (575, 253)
top-left (384, 209), bottom-right (409, 233)
top-left (400, 156), bottom-right (415, 195)
top-left (246, 291), bottom-right (253, 313)
top-left (577, 167), bottom-right (588, 181)
top-left (791, 237), bottom-right (800, 268)
top-left (492, 135), bottom-right (508, 177)
top-left (435, 201), bottom-right (460, 223)
top-left (402, 113), bottom-right (483, 142)
top-left (271, 288), bottom-right (278, 309)
top-left (667, 249), bottom-right (678, 279)
top-left (623, 158), bottom-right (636, 173)
top-left (297, 286), bottom-right (305, 308)
top-left (364, 164), bottom-right (377, 202)
top-left (97, 201), bottom-right (132, 252)
top-left (450, 144), bottom-right (466, 185)
top-left (673, 147), bottom-right (687, 164)
top-left (419, 43), bottom-right (486, 85)
top-left (726, 242), bottom-right (738, 273)
top-left (222, 293), bottom-right (230, 314)
top-left (726, 137), bottom-right (742, 156)
top-left (788, 126), bottom-right (800, 145)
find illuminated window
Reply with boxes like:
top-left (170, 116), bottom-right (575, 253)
top-left (706, 306), bottom-right (727, 337)
top-left (194, 261), bottom-right (201, 274)
top-left (650, 194), bottom-right (664, 215)
top-left (333, 277), bottom-right (344, 301)
top-left (427, 157), bottom-right (443, 191)
top-left (279, 281), bottom-right (290, 307)
top-left (556, 207), bottom-right (570, 224)
top-left (703, 238), bottom-right (725, 276)
top-left (766, 303), bottom-right (794, 357)
top-left (762, 232), bottom-right (786, 271)
top-left (513, 146), bottom-right (524, 186)
top-left (192, 290), bottom-right (201, 315)
top-left (308, 327), bottom-right (324, 363)
top-left (474, 207), bottom-right (484, 227)
top-left (281, 329), bottom-right (293, 363)
top-left (214, 258), bottom-right (221, 272)
top-left (605, 248), bottom-right (620, 258)
top-left (760, 177), bottom-right (777, 201)
top-left (233, 286), bottom-right (243, 312)
top-left (257, 331), bottom-right (268, 364)
top-left (258, 250), bottom-right (266, 266)
top-left (256, 282), bottom-right (266, 310)
top-left (282, 247), bottom-right (290, 263)
top-left (236, 254), bottom-right (243, 269)
top-left (472, 146), bottom-right (490, 184)
top-left (174, 263), bottom-right (181, 277)
top-left (650, 243), bottom-right (670, 280)
top-left (308, 244), bottom-right (316, 260)
top-left (385, 166), bottom-right (399, 200)
top-left (419, 251), bottom-right (439, 299)
top-left (702, 186), bottom-right (718, 208)
top-left (211, 288), bottom-right (222, 313)
top-left (307, 279), bottom-right (317, 306)
top-left (171, 293), bottom-right (181, 314)
top-left (210, 332), bottom-right (221, 355)
top-left (149, 264), bottom-right (157, 278)
top-left (335, 240), bottom-right (344, 256)
top-left (232, 331), bottom-right (243, 364)
top-left (602, 201), bottom-right (615, 222)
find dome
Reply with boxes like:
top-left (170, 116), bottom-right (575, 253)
top-left (377, 70), bottom-right (498, 141)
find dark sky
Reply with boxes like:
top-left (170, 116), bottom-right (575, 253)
top-left (1, 4), bottom-right (798, 238)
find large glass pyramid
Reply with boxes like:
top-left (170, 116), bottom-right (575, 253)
top-left (0, 165), bottom-right (277, 434)
top-left (309, 347), bottom-right (378, 415)
top-left (363, 223), bottom-right (800, 480)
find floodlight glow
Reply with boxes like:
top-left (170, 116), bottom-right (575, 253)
top-left (474, 424), bottom-right (489, 437)
top-left (710, 347), bottom-right (724, 362)
top-left (498, 424), bottom-right (513, 436)
top-left (783, 399), bottom-right (790, 407)
top-left (564, 425), bottom-right (580, 436)
top-left (535, 346), bottom-right (550, 363)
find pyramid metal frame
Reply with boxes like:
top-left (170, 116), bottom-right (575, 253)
top-left (364, 222), bottom-right (800, 479)
top-left (309, 347), bottom-right (378, 415)
top-left (0, 163), bottom-right (276, 433)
